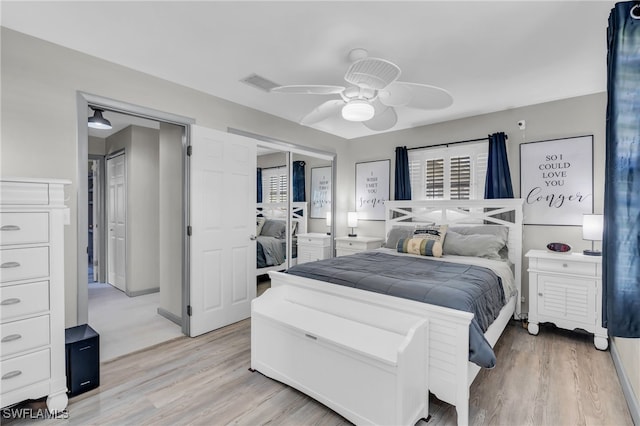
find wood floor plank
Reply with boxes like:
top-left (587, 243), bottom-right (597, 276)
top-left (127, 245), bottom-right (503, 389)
top-left (2, 320), bottom-right (633, 425)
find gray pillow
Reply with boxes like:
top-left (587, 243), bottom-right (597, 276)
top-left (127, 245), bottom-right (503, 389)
top-left (443, 230), bottom-right (505, 260)
top-left (260, 219), bottom-right (286, 239)
top-left (384, 226), bottom-right (415, 248)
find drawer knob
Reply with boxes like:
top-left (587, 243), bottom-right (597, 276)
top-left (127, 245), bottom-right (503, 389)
top-left (538, 292), bottom-right (543, 297)
top-left (0, 225), bottom-right (21, 231)
top-left (349, 242), bottom-right (353, 246)
top-left (562, 263), bottom-right (568, 268)
top-left (1, 262), bottom-right (21, 269)
top-left (1, 334), bottom-right (22, 343)
top-left (2, 370), bottom-right (22, 380)
top-left (0, 298), bottom-right (21, 306)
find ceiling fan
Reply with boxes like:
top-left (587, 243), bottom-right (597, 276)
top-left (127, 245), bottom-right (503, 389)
top-left (271, 48), bottom-right (453, 131)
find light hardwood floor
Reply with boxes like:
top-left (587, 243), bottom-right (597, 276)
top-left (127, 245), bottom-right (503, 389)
top-left (4, 319), bottom-right (632, 425)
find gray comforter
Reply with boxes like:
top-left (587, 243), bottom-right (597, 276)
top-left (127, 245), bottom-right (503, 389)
top-left (257, 236), bottom-right (285, 268)
top-left (286, 251), bottom-right (507, 368)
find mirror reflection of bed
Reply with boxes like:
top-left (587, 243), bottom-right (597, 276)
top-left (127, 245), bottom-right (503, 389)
top-left (256, 147), bottom-right (334, 296)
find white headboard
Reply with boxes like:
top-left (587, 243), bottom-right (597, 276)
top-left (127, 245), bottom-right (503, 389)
top-left (256, 202), bottom-right (308, 235)
top-left (385, 199), bottom-right (524, 317)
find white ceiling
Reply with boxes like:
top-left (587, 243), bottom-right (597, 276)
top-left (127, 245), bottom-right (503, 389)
top-left (2, 1), bottom-right (616, 140)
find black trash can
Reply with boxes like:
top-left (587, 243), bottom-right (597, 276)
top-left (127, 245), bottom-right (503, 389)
top-left (65, 324), bottom-right (100, 397)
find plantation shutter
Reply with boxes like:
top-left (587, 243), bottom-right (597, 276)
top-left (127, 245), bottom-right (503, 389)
top-left (261, 166), bottom-right (288, 203)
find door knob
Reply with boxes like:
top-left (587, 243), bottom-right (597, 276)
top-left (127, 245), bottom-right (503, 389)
top-left (250, 235), bottom-right (257, 240)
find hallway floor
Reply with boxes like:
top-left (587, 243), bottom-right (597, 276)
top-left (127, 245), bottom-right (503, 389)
top-left (88, 282), bottom-right (183, 362)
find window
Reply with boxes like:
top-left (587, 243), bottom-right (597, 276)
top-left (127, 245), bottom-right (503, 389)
top-left (409, 142), bottom-right (488, 200)
top-left (261, 166), bottom-right (288, 203)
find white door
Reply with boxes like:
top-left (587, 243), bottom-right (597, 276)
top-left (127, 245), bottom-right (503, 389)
top-left (107, 153), bottom-right (126, 292)
top-left (189, 125), bottom-right (257, 337)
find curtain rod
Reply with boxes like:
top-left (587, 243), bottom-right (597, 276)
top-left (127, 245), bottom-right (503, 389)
top-left (407, 135), bottom-right (508, 151)
top-left (258, 164), bottom-right (287, 171)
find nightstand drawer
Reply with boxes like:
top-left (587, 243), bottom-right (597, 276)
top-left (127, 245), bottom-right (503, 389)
top-left (1, 315), bottom-right (50, 358)
top-left (0, 349), bottom-right (51, 394)
top-left (534, 257), bottom-right (597, 276)
top-left (0, 247), bottom-right (49, 283)
top-left (297, 233), bottom-right (330, 247)
top-left (336, 239), bottom-right (369, 251)
top-left (0, 213), bottom-right (49, 246)
top-left (1, 281), bottom-right (50, 321)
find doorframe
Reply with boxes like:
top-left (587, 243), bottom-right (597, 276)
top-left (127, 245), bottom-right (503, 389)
top-left (76, 92), bottom-right (194, 335)
top-left (88, 154), bottom-right (106, 283)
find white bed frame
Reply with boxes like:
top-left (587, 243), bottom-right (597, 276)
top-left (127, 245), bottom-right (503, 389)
top-left (256, 202), bottom-right (307, 275)
top-left (264, 199), bottom-right (523, 425)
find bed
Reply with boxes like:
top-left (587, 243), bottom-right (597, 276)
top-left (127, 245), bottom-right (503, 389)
top-left (254, 199), bottom-right (523, 425)
top-left (256, 202), bottom-right (307, 275)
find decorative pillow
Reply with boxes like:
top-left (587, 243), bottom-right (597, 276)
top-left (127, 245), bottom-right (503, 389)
top-left (413, 224), bottom-right (448, 243)
top-left (443, 230), bottom-right (505, 260)
top-left (259, 219), bottom-right (286, 239)
top-left (256, 217), bottom-right (266, 236)
top-left (383, 226), bottom-right (415, 248)
top-left (397, 237), bottom-right (443, 257)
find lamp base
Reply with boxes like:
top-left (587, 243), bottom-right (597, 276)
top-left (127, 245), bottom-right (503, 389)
top-left (348, 233), bottom-right (357, 237)
top-left (583, 249), bottom-right (602, 256)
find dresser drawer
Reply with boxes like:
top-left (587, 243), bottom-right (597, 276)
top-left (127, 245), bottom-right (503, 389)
top-left (0, 247), bottom-right (49, 283)
top-left (1, 315), bottom-right (50, 358)
top-left (0, 181), bottom-right (49, 206)
top-left (0, 213), bottom-right (49, 246)
top-left (0, 281), bottom-right (49, 321)
top-left (0, 349), bottom-right (50, 394)
top-left (534, 257), bottom-right (598, 276)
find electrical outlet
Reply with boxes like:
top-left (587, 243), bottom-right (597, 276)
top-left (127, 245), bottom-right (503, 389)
top-left (521, 296), bottom-right (526, 303)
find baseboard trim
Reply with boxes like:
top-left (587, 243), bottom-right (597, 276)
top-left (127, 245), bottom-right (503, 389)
top-left (126, 287), bottom-right (159, 297)
top-left (610, 339), bottom-right (640, 425)
top-left (157, 307), bottom-right (182, 326)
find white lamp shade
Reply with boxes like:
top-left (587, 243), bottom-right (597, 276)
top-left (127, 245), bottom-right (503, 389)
top-left (347, 211), bottom-right (358, 228)
top-left (341, 100), bottom-right (375, 122)
top-left (326, 212), bottom-right (332, 226)
top-left (583, 214), bottom-right (603, 241)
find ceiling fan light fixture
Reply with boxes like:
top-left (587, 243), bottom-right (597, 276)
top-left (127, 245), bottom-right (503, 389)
top-left (341, 99), bottom-right (375, 122)
top-left (88, 108), bottom-right (112, 130)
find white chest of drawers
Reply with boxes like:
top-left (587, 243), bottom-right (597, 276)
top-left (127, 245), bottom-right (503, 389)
top-left (296, 233), bottom-right (331, 264)
top-left (1, 178), bottom-right (70, 412)
top-left (526, 249), bottom-right (607, 350)
top-left (335, 236), bottom-right (384, 257)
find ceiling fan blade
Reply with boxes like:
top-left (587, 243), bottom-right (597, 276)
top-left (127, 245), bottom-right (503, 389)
top-left (363, 101), bottom-right (397, 131)
top-left (378, 82), bottom-right (413, 107)
top-left (300, 99), bottom-right (345, 126)
top-left (344, 58), bottom-right (401, 90)
top-left (395, 82), bottom-right (453, 110)
top-left (271, 85), bottom-right (345, 95)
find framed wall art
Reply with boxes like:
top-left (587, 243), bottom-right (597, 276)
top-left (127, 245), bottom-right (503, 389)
top-left (355, 159), bottom-right (390, 221)
top-left (519, 135), bottom-right (593, 225)
top-left (310, 166), bottom-right (332, 219)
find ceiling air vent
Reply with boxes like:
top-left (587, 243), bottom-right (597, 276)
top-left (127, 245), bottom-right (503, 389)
top-left (240, 74), bottom-right (279, 92)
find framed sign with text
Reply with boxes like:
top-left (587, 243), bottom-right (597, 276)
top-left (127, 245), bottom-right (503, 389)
top-left (519, 135), bottom-right (593, 225)
top-left (310, 166), bottom-right (332, 219)
top-left (355, 159), bottom-right (390, 221)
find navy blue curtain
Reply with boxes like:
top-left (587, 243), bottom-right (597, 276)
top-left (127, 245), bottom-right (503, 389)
top-left (484, 132), bottom-right (514, 199)
top-left (292, 161), bottom-right (306, 202)
top-left (394, 146), bottom-right (411, 200)
top-left (603, 2), bottom-right (640, 337)
top-left (256, 168), bottom-right (262, 203)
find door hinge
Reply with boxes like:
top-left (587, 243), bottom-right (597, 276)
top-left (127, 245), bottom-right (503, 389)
top-left (187, 145), bottom-right (193, 156)
top-left (187, 305), bottom-right (192, 316)
top-left (187, 225), bottom-right (192, 236)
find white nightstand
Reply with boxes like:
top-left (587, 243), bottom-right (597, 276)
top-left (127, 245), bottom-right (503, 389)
top-left (526, 249), bottom-right (608, 350)
top-left (296, 233), bottom-right (331, 264)
top-left (335, 236), bottom-right (384, 257)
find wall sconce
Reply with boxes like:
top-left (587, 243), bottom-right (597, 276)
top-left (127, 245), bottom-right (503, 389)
top-left (582, 214), bottom-right (603, 256)
top-left (347, 212), bottom-right (358, 237)
top-left (325, 212), bottom-right (332, 235)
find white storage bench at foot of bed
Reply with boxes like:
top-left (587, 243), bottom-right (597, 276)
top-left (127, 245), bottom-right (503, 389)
top-left (251, 284), bottom-right (429, 426)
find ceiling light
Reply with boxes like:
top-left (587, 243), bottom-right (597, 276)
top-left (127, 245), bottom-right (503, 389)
top-left (341, 100), bottom-right (375, 122)
top-left (88, 108), bottom-right (112, 130)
